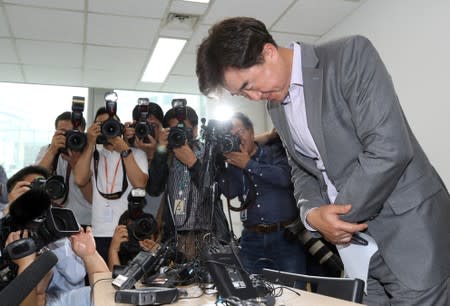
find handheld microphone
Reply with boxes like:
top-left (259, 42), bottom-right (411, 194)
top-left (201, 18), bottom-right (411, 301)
top-left (0, 251), bottom-right (58, 306)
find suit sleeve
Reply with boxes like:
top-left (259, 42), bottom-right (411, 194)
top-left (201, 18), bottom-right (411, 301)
top-left (335, 36), bottom-right (413, 222)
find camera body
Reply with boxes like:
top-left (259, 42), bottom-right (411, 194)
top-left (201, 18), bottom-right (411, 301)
top-left (119, 189), bottom-right (158, 257)
top-left (101, 92), bottom-right (124, 139)
top-left (132, 98), bottom-right (155, 143)
top-left (65, 96), bottom-right (87, 152)
top-left (167, 99), bottom-right (193, 149)
top-left (201, 119), bottom-right (241, 154)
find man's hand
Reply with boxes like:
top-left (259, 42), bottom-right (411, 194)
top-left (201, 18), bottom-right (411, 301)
top-left (48, 129), bottom-right (66, 155)
top-left (5, 230), bottom-right (36, 269)
top-left (70, 226), bottom-right (96, 259)
top-left (61, 149), bottom-right (82, 168)
top-left (8, 180), bottom-right (31, 203)
top-left (110, 137), bottom-right (129, 153)
top-left (224, 144), bottom-right (251, 169)
top-left (135, 135), bottom-right (157, 160)
top-left (110, 225), bottom-right (128, 253)
top-left (173, 142), bottom-right (197, 168)
top-left (139, 239), bottom-right (160, 253)
top-left (306, 204), bottom-right (368, 245)
top-left (86, 121), bottom-right (101, 145)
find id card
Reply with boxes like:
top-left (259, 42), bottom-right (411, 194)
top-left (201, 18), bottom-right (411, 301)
top-left (102, 205), bottom-right (113, 223)
top-left (174, 199), bottom-right (185, 216)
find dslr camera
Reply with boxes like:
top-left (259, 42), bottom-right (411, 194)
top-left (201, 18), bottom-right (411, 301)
top-left (64, 96), bottom-right (87, 152)
top-left (100, 92), bottom-right (124, 138)
top-left (201, 119), bottom-right (241, 154)
top-left (131, 98), bottom-right (156, 143)
top-left (0, 178), bottom-right (80, 289)
top-left (118, 189), bottom-right (158, 256)
top-left (167, 99), bottom-right (193, 149)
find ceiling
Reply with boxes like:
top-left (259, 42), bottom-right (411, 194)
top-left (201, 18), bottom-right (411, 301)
top-left (0, 0), bottom-right (366, 95)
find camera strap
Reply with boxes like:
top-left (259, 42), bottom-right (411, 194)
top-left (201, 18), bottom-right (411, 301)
top-left (94, 148), bottom-right (128, 200)
top-left (51, 152), bottom-right (70, 207)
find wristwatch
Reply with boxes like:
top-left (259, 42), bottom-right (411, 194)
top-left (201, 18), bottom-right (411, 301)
top-left (120, 148), bottom-right (132, 158)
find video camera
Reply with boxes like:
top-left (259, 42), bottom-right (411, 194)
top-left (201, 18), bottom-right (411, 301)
top-left (0, 177), bottom-right (80, 289)
top-left (118, 189), bottom-right (158, 258)
top-left (65, 96), bottom-right (87, 152)
top-left (200, 119), bottom-right (240, 154)
top-left (131, 98), bottom-right (156, 143)
top-left (101, 92), bottom-right (124, 138)
top-left (167, 98), bottom-right (193, 149)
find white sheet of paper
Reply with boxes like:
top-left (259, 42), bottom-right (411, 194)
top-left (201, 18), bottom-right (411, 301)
top-left (337, 232), bottom-right (378, 293)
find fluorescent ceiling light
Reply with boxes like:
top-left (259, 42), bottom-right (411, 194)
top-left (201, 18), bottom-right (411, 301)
top-left (182, 0), bottom-right (210, 3)
top-left (141, 37), bottom-right (186, 83)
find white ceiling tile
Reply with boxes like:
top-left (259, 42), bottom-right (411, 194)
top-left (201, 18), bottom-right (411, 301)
top-left (16, 40), bottom-right (82, 67)
top-left (171, 53), bottom-right (196, 76)
top-left (135, 82), bottom-right (163, 92)
top-left (23, 66), bottom-right (82, 85)
top-left (5, 5), bottom-right (84, 42)
top-left (185, 24), bottom-right (209, 54)
top-left (88, 0), bottom-right (169, 18)
top-left (170, 0), bottom-right (210, 16)
top-left (271, 32), bottom-right (319, 46)
top-left (162, 75), bottom-right (199, 94)
top-left (3, 0), bottom-right (85, 10)
top-left (84, 45), bottom-right (148, 73)
top-left (83, 69), bottom-right (139, 90)
top-left (0, 8), bottom-right (11, 36)
top-left (87, 13), bottom-right (160, 49)
top-left (0, 39), bottom-right (18, 63)
top-left (0, 64), bottom-right (24, 82)
top-left (272, 0), bottom-right (363, 35)
top-left (202, 0), bottom-right (295, 27)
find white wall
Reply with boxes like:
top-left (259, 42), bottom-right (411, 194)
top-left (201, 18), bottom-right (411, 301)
top-left (318, 0), bottom-right (450, 186)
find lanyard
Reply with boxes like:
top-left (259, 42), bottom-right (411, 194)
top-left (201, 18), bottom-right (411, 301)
top-left (94, 149), bottom-right (128, 200)
top-left (104, 156), bottom-right (121, 194)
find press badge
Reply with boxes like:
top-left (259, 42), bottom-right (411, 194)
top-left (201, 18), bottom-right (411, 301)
top-left (103, 204), bottom-right (113, 222)
top-left (174, 199), bottom-right (186, 215)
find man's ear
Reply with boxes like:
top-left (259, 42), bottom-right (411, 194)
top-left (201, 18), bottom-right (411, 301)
top-left (262, 43), bottom-right (277, 60)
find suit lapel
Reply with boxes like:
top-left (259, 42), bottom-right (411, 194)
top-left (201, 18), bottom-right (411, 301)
top-left (302, 44), bottom-right (328, 166)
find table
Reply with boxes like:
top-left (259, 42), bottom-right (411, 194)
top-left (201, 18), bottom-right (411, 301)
top-left (92, 272), bottom-right (364, 306)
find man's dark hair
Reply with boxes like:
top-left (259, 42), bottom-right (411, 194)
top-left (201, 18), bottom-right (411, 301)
top-left (95, 106), bottom-right (121, 122)
top-left (7, 166), bottom-right (49, 193)
top-left (231, 112), bottom-right (254, 132)
top-left (163, 106), bottom-right (198, 128)
top-left (55, 111), bottom-right (86, 130)
top-left (132, 102), bottom-right (164, 124)
top-left (196, 17), bottom-right (277, 96)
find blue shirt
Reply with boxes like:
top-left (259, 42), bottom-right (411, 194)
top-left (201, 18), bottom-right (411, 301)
top-left (219, 141), bottom-right (299, 226)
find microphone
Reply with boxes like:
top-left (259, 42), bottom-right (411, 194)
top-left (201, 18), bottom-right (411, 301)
top-left (0, 251), bottom-right (58, 306)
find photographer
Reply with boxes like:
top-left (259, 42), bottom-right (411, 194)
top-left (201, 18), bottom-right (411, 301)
top-left (4, 165), bottom-right (87, 300)
top-left (73, 105), bottom-right (148, 262)
top-left (35, 111), bottom-right (92, 226)
top-left (218, 112), bottom-right (307, 277)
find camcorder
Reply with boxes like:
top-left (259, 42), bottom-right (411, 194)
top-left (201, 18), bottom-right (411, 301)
top-left (200, 119), bottom-right (240, 155)
top-left (0, 177), bottom-right (80, 289)
top-left (100, 91), bottom-right (124, 139)
top-left (167, 98), bottom-right (193, 149)
top-left (64, 96), bottom-right (87, 152)
top-left (118, 189), bottom-right (158, 259)
top-left (130, 98), bottom-right (156, 144)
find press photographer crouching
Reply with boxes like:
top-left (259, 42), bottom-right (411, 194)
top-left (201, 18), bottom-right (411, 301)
top-left (108, 188), bottom-right (160, 271)
top-left (0, 165), bottom-right (84, 297)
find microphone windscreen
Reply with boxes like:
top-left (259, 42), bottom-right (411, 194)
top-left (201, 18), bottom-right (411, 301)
top-left (9, 190), bottom-right (51, 226)
top-left (0, 251), bottom-right (58, 306)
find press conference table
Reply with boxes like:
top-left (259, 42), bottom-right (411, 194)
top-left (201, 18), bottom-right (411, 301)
top-left (92, 272), bottom-right (363, 306)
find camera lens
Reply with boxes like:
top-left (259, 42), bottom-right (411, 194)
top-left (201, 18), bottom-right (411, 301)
top-left (44, 176), bottom-right (66, 200)
top-left (221, 134), bottom-right (240, 153)
top-left (101, 119), bottom-right (123, 138)
top-left (168, 127), bottom-right (186, 148)
top-left (132, 216), bottom-right (157, 241)
top-left (134, 122), bottom-right (149, 139)
top-left (66, 131), bottom-right (87, 151)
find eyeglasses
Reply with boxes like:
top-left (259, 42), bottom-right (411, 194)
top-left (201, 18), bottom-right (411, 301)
top-left (233, 127), bottom-right (248, 137)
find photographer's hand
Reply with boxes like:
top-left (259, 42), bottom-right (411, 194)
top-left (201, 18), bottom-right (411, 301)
top-left (158, 128), bottom-right (169, 148)
top-left (135, 135), bottom-right (157, 161)
top-left (108, 225), bottom-right (128, 269)
top-left (224, 149), bottom-right (251, 169)
top-left (5, 230), bottom-right (36, 271)
top-left (123, 121), bottom-right (135, 142)
top-left (173, 142), bottom-right (197, 168)
top-left (48, 129), bottom-right (66, 155)
top-left (87, 121), bottom-right (101, 145)
top-left (8, 180), bottom-right (31, 203)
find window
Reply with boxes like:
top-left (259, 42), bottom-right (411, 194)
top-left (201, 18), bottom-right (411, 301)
top-left (0, 82), bottom-right (88, 177)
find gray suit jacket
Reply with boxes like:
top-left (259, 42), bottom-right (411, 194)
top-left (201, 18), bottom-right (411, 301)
top-left (267, 35), bottom-right (450, 290)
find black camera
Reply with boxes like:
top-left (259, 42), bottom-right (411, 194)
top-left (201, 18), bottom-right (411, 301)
top-left (101, 92), bottom-right (124, 138)
top-left (0, 185), bottom-right (80, 289)
top-left (118, 189), bottom-right (158, 259)
top-left (65, 96), bottom-right (87, 152)
top-left (30, 175), bottom-right (67, 201)
top-left (201, 119), bottom-right (241, 154)
top-left (133, 98), bottom-right (156, 143)
top-left (167, 99), bottom-right (193, 149)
